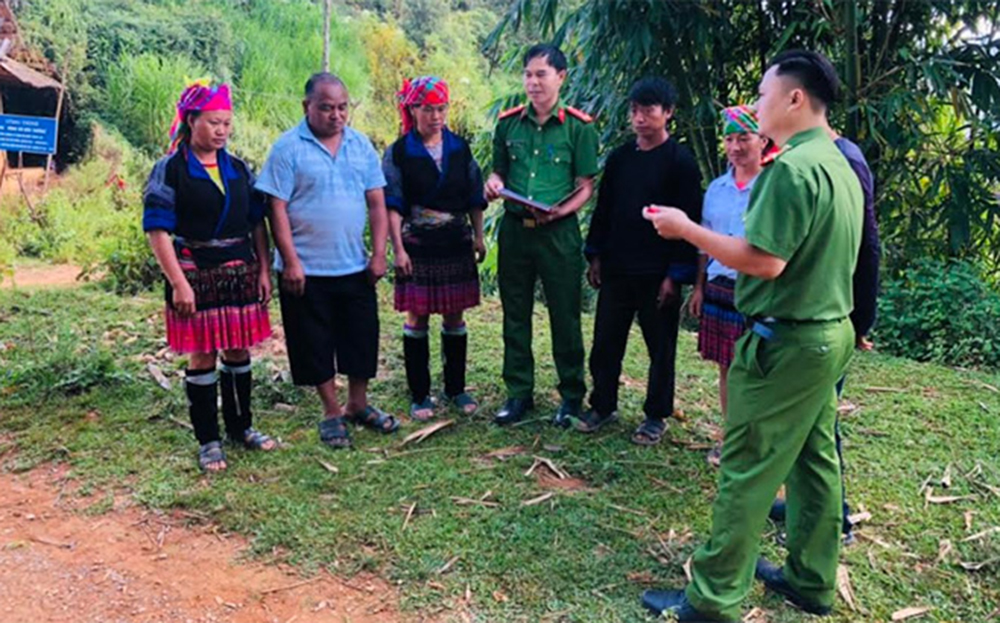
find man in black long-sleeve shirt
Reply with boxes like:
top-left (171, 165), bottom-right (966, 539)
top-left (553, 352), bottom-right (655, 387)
top-left (574, 77), bottom-right (702, 445)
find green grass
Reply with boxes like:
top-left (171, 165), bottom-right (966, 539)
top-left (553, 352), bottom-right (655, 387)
top-left (1, 282), bottom-right (999, 622)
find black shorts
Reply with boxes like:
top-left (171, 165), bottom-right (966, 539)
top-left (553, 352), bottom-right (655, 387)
top-left (278, 271), bottom-right (379, 386)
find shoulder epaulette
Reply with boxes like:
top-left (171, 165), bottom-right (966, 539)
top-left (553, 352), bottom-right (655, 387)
top-left (761, 145), bottom-right (786, 167)
top-left (565, 106), bottom-right (593, 123)
top-left (498, 105), bottom-right (526, 120)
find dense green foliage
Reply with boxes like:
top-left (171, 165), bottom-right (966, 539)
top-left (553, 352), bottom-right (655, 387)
top-left (7, 0), bottom-right (512, 288)
top-left (877, 259), bottom-right (1000, 369)
top-left (20, 0), bottom-right (507, 161)
top-left (488, 0), bottom-right (1000, 276)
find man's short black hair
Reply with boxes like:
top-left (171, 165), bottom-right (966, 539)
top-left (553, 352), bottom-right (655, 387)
top-left (305, 72), bottom-right (346, 98)
top-left (768, 49), bottom-right (841, 110)
top-left (523, 44), bottom-right (567, 72)
top-left (629, 77), bottom-right (678, 110)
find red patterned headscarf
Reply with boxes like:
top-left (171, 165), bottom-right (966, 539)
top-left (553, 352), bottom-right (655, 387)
top-left (396, 76), bottom-right (450, 135)
top-left (168, 80), bottom-right (233, 153)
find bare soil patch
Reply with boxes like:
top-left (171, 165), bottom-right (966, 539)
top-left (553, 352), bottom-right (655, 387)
top-left (0, 464), bottom-right (406, 623)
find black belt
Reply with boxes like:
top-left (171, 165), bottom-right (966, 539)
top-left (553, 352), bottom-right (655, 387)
top-left (747, 316), bottom-right (847, 341)
top-left (505, 210), bottom-right (541, 228)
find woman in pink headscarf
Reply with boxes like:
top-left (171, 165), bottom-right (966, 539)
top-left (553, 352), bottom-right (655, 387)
top-left (143, 81), bottom-right (275, 473)
top-left (383, 76), bottom-right (487, 422)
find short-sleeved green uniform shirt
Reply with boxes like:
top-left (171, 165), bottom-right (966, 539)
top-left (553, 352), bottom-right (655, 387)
top-left (492, 101), bottom-right (600, 215)
top-left (736, 127), bottom-right (863, 321)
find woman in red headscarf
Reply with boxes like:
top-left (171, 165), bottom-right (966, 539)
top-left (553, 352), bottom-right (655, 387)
top-left (383, 76), bottom-right (487, 421)
top-left (143, 81), bottom-right (275, 473)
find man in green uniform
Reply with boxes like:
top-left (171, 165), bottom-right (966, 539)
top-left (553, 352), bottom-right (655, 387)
top-left (639, 50), bottom-right (863, 621)
top-left (485, 44), bottom-right (599, 426)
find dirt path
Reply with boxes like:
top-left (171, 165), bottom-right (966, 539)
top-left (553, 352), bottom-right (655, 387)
top-left (1, 264), bottom-right (84, 289)
top-left (0, 464), bottom-right (404, 623)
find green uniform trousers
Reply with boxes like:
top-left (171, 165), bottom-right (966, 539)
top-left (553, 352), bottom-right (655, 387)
top-left (686, 317), bottom-right (855, 621)
top-left (497, 212), bottom-right (585, 401)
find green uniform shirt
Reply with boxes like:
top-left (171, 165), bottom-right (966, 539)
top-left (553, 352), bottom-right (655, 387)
top-left (736, 127), bottom-right (863, 321)
top-left (492, 101), bottom-right (599, 214)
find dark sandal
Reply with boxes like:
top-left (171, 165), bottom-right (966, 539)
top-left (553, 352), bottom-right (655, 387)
top-left (410, 397), bottom-right (436, 422)
top-left (318, 417), bottom-right (352, 449)
top-left (631, 418), bottom-right (666, 446)
top-left (706, 441), bottom-right (722, 468)
top-left (198, 441), bottom-right (227, 472)
top-left (350, 405), bottom-right (400, 434)
top-left (572, 409), bottom-right (618, 433)
top-left (242, 428), bottom-right (277, 451)
top-left (445, 392), bottom-right (479, 415)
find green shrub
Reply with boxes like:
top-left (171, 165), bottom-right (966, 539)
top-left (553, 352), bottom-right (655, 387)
top-left (99, 219), bottom-right (161, 295)
top-left (103, 53), bottom-right (208, 155)
top-left (875, 259), bottom-right (1000, 369)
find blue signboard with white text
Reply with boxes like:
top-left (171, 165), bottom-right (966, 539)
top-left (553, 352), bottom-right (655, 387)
top-left (0, 114), bottom-right (58, 155)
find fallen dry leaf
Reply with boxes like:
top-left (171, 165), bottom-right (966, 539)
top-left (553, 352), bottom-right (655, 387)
top-left (492, 590), bottom-right (508, 603)
top-left (837, 565), bottom-right (857, 611)
top-left (891, 606), bottom-right (932, 620)
top-left (965, 511), bottom-right (976, 531)
top-left (941, 464), bottom-right (953, 488)
top-left (400, 419), bottom-right (454, 446)
top-left (521, 492), bottom-right (555, 507)
top-left (316, 459), bottom-right (338, 474)
top-left (847, 511), bottom-right (872, 526)
top-left (147, 362), bottom-right (171, 391)
top-left (960, 557), bottom-right (1000, 571)
top-left (625, 571), bottom-right (656, 585)
top-left (401, 502), bottom-right (416, 531)
top-left (924, 487), bottom-right (976, 505)
top-left (936, 539), bottom-right (952, 563)
top-left (961, 527), bottom-right (1000, 543)
top-left (742, 607), bottom-right (768, 623)
top-left (683, 555), bottom-right (693, 583)
top-left (451, 496), bottom-right (500, 508)
top-left (437, 555), bottom-right (460, 575)
top-left (481, 445), bottom-right (526, 460)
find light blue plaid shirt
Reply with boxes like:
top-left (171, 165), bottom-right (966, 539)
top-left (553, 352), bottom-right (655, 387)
top-left (256, 120), bottom-right (386, 277)
top-left (702, 169), bottom-right (757, 281)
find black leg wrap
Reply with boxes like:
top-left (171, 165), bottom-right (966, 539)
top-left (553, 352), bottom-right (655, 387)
top-left (185, 367), bottom-right (219, 445)
top-left (220, 358), bottom-right (253, 440)
top-left (403, 332), bottom-right (431, 403)
top-left (442, 330), bottom-right (468, 398)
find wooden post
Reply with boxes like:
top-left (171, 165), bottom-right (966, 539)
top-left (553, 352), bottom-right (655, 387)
top-left (322, 0), bottom-right (332, 72)
top-left (42, 83), bottom-right (64, 192)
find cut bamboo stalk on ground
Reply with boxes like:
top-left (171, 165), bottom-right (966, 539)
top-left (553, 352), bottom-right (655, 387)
top-left (436, 555), bottom-right (460, 575)
top-left (400, 420), bottom-right (454, 446)
top-left (892, 606), bottom-right (932, 620)
top-left (316, 459), bottom-right (338, 474)
top-left (522, 492), bottom-right (554, 507)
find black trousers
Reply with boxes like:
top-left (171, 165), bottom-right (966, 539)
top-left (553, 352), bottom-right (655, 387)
top-left (588, 274), bottom-right (681, 419)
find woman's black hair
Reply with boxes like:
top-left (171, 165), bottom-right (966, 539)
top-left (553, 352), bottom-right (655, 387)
top-left (177, 110), bottom-right (203, 145)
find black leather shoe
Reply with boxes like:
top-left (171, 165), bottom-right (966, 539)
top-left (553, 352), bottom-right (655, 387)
top-left (754, 558), bottom-right (832, 615)
top-left (552, 399), bottom-right (581, 428)
top-left (493, 397), bottom-right (534, 426)
top-left (640, 589), bottom-right (734, 622)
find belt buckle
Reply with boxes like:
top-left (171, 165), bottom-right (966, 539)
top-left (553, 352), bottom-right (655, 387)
top-left (523, 217), bottom-right (536, 229)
